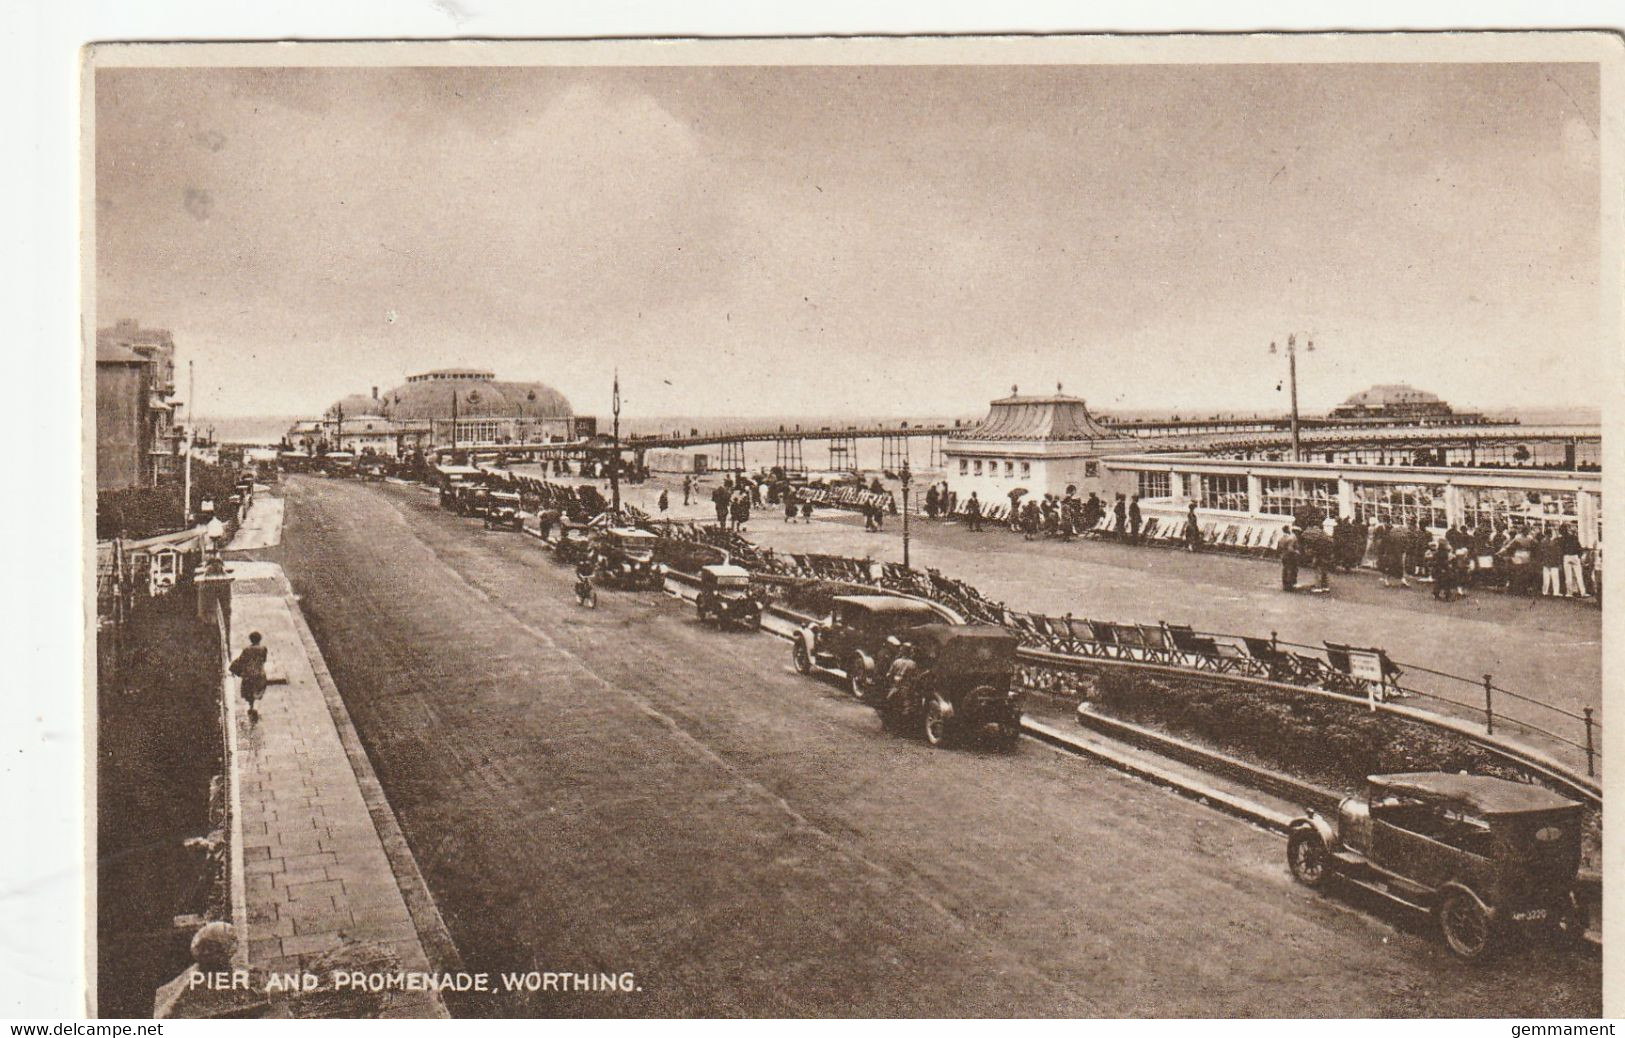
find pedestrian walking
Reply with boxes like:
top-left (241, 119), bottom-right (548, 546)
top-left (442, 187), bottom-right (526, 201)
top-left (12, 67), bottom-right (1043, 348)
top-left (1129, 495), bottom-right (1143, 544)
top-left (230, 631), bottom-right (269, 722)
top-left (658, 489), bottom-right (669, 514)
top-left (682, 475), bottom-right (692, 506)
top-left (1113, 494), bottom-right (1128, 539)
top-left (965, 492), bottom-right (983, 532)
top-left (1183, 502), bottom-right (1202, 553)
top-left (712, 484), bottom-right (729, 528)
top-left (784, 491), bottom-right (798, 523)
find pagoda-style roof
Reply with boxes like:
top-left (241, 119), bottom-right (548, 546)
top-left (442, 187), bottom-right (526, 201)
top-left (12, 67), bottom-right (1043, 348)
top-left (953, 389), bottom-right (1123, 442)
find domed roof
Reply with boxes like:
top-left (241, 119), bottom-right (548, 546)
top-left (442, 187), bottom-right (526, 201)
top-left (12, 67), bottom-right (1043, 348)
top-left (326, 394), bottom-right (387, 420)
top-left (1341, 384), bottom-right (1442, 408)
top-left (379, 371), bottom-right (572, 421)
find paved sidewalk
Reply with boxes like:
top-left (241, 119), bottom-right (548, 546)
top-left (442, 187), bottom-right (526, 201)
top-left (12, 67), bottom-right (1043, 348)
top-left (228, 487), bottom-right (285, 551)
top-left (227, 561), bottom-right (449, 1018)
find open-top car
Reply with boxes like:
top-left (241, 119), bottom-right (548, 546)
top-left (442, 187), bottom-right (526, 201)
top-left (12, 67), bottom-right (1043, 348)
top-left (695, 564), bottom-right (761, 630)
top-left (791, 594), bottom-right (954, 700)
top-left (481, 490), bottom-right (524, 530)
top-left (1287, 772), bottom-right (1585, 960)
top-left (876, 624), bottom-right (1022, 750)
top-left (593, 527), bottom-right (661, 589)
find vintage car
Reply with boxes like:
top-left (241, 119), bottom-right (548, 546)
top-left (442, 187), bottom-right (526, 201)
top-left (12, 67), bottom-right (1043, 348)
top-left (695, 564), bottom-right (761, 630)
top-left (549, 521), bottom-right (595, 565)
top-left (593, 527), bottom-right (661, 589)
top-left (357, 459), bottom-right (387, 481)
top-left (320, 451), bottom-right (357, 477)
top-left (791, 594), bottom-right (954, 700)
top-left (451, 485), bottom-right (491, 518)
top-left (876, 624), bottom-right (1022, 749)
top-left (1287, 772), bottom-right (1586, 960)
top-left (480, 490), bottom-right (524, 530)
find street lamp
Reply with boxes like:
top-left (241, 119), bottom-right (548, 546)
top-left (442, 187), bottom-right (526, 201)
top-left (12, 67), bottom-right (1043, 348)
top-left (1269, 334), bottom-right (1315, 462)
top-left (610, 369), bottom-right (622, 513)
top-left (900, 460), bottom-right (912, 569)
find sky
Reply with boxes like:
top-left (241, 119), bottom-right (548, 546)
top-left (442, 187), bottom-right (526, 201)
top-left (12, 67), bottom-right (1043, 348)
top-left (93, 61), bottom-right (1603, 421)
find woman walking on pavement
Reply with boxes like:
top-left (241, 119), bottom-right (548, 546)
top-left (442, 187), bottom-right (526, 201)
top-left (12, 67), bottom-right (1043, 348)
top-left (230, 631), bottom-right (269, 723)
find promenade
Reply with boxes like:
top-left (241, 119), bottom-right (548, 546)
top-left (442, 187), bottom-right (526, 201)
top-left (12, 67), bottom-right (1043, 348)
top-left (222, 555), bottom-right (451, 1017)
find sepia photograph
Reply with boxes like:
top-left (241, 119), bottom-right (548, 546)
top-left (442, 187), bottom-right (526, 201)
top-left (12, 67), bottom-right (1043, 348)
top-left (82, 34), bottom-right (1616, 1019)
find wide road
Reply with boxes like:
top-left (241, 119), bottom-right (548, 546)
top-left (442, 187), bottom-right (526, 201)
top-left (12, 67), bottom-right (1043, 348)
top-left (269, 475), bottom-right (1600, 1018)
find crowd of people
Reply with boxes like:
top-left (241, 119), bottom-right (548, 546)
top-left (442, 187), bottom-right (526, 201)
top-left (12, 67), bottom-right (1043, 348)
top-left (1277, 515), bottom-right (1598, 604)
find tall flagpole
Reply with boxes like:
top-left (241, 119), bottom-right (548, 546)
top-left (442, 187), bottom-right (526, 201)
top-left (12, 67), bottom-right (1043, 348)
top-left (610, 369), bottom-right (622, 513)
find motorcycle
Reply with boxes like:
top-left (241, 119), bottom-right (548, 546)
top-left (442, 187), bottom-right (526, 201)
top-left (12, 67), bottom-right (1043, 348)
top-left (575, 574), bottom-right (597, 609)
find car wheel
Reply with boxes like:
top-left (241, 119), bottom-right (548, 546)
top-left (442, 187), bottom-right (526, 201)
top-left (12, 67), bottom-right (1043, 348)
top-left (996, 720), bottom-right (1022, 751)
top-left (1287, 828), bottom-right (1330, 888)
top-left (792, 640), bottom-right (812, 674)
top-left (847, 655), bottom-right (874, 702)
top-left (1438, 889), bottom-right (1496, 961)
top-left (923, 697), bottom-right (951, 748)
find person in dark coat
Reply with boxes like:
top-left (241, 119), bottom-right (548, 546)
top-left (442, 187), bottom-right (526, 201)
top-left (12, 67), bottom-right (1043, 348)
top-left (230, 632), bottom-right (269, 722)
top-left (712, 484), bottom-right (729, 527)
top-left (1183, 502), bottom-right (1202, 552)
top-left (965, 492), bottom-right (982, 532)
top-left (1128, 495), bottom-right (1143, 544)
top-left (1113, 494), bottom-right (1128, 539)
top-left (1278, 525), bottom-right (1301, 592)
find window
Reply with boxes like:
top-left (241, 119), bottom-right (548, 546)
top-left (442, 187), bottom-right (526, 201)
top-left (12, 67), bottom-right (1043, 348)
top-left (1350, 482), bottom-right (1448, 530)
top-left (959, 459), bottom-right (968, 475)
top-left (1004, 460), bottom-right (1015, 477)
top-left (1020, 461), bottom-right (1032, 479)
top-left (1259, 477), bottom-right (1337, 517)
top-left (1136, 471), bottom-right (1171, 500)
top-left (1459, 486), bottom-right (1580, 535)
top-left (1085, 461), bottom-right (1099, 478)
top-left (973, 460), bottom-right (983, 476)
top-left (1199, 474), bottom-right (1249, 512)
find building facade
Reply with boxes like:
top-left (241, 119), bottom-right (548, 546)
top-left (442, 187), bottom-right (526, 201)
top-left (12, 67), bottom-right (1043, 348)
top-left (94, 320), bottom-right (183, 490)
top-left (943, 388), bottom-right (1140, 504)
top-left (289, 369), bottom-right (593, 455)
top-left (1101, 453), bottom-right (1602, 549)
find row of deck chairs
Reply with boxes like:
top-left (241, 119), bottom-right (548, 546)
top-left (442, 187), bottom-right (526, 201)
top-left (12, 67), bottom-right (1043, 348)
top-left (797, 486), bottom-right (896, 513)
top-left (1005, 614), bottom-right (1403, 698)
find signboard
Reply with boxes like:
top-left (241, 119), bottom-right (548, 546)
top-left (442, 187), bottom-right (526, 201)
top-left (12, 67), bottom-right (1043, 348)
top-left (1348, 648), bottom-right (1386, 710)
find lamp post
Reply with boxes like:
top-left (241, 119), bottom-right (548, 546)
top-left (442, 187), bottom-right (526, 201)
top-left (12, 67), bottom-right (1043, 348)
top-left (1269, 334), bottom-right (1315, 462)
top-left (610, 369), bottom-right (622, 513)
top-left (900, 460), bottom-right (912, 569)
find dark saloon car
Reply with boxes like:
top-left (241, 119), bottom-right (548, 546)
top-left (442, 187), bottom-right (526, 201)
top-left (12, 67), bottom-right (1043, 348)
top-left (791, 594), bottom-right (954, 700)
top-left (876, 624), bottom-right (1022, 749)
top-left (695, 564), bottom-right (761, 630)
top-left (1288, 772), bottom-right (1586, 960)
top-left (481, 491), bottom-right (524, 530)
top-left (593, 527), bottom-right (661, 589)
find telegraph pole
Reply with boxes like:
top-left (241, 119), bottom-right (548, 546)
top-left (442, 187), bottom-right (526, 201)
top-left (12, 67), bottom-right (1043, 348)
top-left (610, 369), bottom-right (622, 513)
top-left (1270, 334), bottom-right (1314, 462)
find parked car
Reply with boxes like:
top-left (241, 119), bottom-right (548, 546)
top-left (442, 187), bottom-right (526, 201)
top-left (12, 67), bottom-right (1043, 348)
top-left (550, 521), bottom-right (595, 565)
top-left (358, 459), bottom-right (387, 481)
top-left (876, 624), bottom-right (1022, 749)
top-left (695, 564), bottom-right (761, 630)
top-left (593, 527), bottom-right (661, 589)
top-left (1287, 772), bottom-right (1586, 960)
top-left (790, 594), bottom-right (953, 700)
top-left (481, 490), bottom-right (524, 530)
